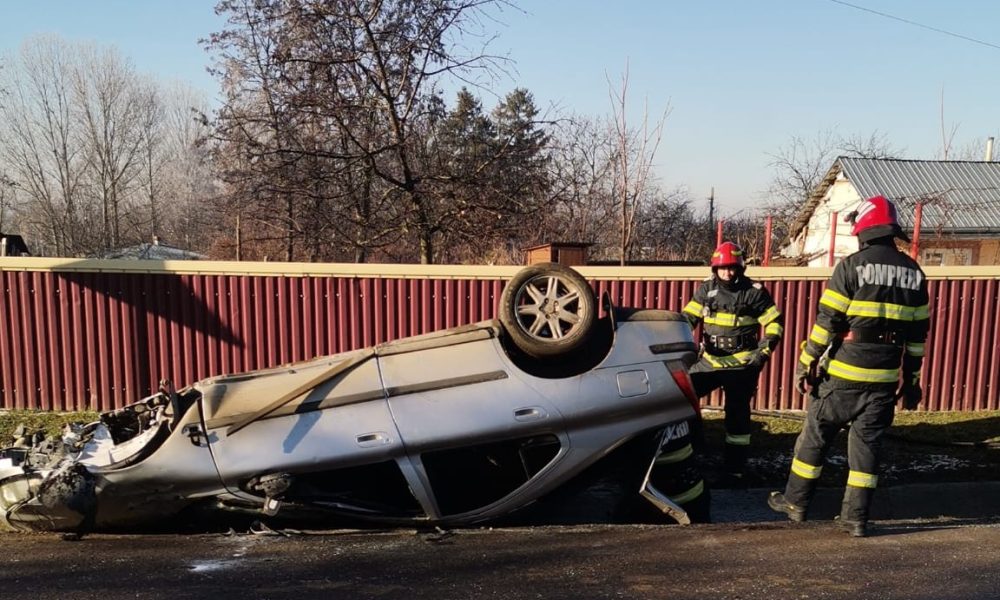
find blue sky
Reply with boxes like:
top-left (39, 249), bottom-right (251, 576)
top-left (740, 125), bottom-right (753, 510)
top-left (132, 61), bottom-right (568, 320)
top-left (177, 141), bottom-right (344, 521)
top-left (3, 1), bottom-right (999, 214)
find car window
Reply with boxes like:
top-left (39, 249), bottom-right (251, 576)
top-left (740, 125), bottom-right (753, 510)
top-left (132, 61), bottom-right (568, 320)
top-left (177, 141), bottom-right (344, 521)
top-left (420, 434), bottom-right (561, 516)
top-left (277, 459), bottom-right (424, 518)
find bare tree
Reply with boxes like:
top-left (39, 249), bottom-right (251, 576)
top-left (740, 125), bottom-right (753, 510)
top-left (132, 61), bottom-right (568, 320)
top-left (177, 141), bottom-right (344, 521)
top-left (74, 46), bottom-right (151, 249)
top-left (0, 172), bottom-right (14, 231)
top-left (134, 82), bottom-right (166, 241)
top-left (763, 128), bottom-right (903, 251)
top-left (765, 130), bottom-right (839, 211)
top-left (938, 86), bottom-right (961, 160)
top-left (546, 115), bottom-right (616, 251)
top-left (0, 36), bottom-right (215, 257)
top-left (136, 83), bottom-right (217, 251)
top-left (839, 130), bottom-right (901, 160)
top-left (607, 63), bottom-right (670, 265)
top-left (205, 0), bottom-right (519, 264)
top-left (636, 187), bottom-right (710, 262)
top-left (0, 36), bottom-right (90, 255)
top-left (722, 210), bottom-right (774, 265)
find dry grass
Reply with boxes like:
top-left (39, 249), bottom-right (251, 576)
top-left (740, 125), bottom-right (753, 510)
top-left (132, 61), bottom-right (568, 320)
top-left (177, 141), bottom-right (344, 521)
top-left (0, 410), bottom-right (100, 443)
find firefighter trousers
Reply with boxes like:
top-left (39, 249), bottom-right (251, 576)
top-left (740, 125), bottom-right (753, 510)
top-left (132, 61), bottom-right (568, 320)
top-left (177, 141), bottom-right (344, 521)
top-left (647, 420), bottom-right (711, 523)
top-left (689, 361), bottom-right (762, 473)
top-left (783, 382), bottom-right (896, 523)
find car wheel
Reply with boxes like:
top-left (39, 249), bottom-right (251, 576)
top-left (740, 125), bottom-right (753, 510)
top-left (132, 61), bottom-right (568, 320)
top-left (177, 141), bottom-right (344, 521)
top-left (499, 262), bottom-right (597, 359)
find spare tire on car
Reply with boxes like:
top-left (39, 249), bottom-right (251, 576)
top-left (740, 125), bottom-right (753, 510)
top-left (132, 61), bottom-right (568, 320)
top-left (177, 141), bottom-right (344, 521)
top-left (499, 262), bottom-right (597, 359)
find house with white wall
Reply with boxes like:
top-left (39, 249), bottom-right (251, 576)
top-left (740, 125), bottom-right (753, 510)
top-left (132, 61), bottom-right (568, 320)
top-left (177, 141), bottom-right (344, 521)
top-left (781, 157), bottom-right (1000, 266)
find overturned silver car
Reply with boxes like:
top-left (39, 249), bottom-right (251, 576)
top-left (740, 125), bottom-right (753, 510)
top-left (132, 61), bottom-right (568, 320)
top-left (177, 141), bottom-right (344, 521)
top-left (0, 263), bottom-right (703, 534)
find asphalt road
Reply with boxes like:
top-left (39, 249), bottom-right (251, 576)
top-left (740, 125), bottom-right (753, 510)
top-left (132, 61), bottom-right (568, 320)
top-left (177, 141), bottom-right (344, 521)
top-left (2, 518), bottom-right (999, 600)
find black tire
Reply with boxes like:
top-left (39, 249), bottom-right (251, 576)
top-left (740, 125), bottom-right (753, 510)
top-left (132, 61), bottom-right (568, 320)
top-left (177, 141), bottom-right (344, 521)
top-left (499, 263), bottom-right (597, 359)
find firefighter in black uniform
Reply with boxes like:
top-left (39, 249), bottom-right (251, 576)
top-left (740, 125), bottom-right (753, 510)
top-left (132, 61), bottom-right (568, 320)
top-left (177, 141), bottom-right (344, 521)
top-left (768, 196), bottom-right (930, 537)
top-left (682, 241), bottom-right (784, 482)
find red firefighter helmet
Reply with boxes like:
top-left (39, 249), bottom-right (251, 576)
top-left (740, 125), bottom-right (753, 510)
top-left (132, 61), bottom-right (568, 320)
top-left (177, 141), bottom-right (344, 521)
top-left (848, 195), bottom-right (910, 243)
top-left (710, 241), bottom-right (745, 270)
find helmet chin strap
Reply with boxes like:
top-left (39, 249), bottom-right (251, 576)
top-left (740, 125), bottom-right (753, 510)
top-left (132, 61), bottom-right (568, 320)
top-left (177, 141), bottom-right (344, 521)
top-left (714, 269), bottom-right (742, 288)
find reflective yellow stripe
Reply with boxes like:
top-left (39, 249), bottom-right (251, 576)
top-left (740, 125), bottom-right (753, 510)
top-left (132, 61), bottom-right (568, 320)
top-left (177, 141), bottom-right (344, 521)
top-left (820, 288), bottom-right (850, 313)
top-left (847, 470), bottom-right (878, 489)
top-left (913, 304), bottom-right (930, 320)
top-left (791, 458), bottom-right (822, 480)
top-left (799, 350), bottom-right (816, 367)
top-left (827, 359), bottom-right (899, 383)
top-left (908, 371), bottom-right (921, 385)
top-left (655, 444), bottom-right (694, 465)
top-left (765, 322), bottom-right (784, 337)
top-left (704, 350), bottom-right (756, 368)
top-left (809, 324), bottom-right (831, 345)
top-left (758, 305), bottom-right (781, 325)
top-left (669, 480), bottom-right (705, 505)
top-left (846, 300), bottom-right (921, 321)
top-left (705, 354), bottom-right (736, 368)
top-left (725, 433), bottom-right (751, 446)
top-left (682, 301), bottom-right (703, 317)
top-left (704, 314), bottom-right (736, 326)
top-left (704, 312), bottom-right (759, 327)
top-left (905, 342), bottom-right (925, 357)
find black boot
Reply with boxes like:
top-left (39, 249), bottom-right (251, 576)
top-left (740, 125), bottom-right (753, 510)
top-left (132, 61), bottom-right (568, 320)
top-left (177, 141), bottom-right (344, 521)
top-left (839, 487), bottom-right (873, 537)
top-left (835, 516), bottom-right (868, 538)
top-left (768, 491), bottom-right (806, 522)
top-left (724, 443), bottom-right (748, 475)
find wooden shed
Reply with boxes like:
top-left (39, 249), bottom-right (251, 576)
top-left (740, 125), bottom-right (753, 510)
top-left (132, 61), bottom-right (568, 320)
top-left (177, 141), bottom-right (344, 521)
top-left (523, 242), bottom-right (591, 267)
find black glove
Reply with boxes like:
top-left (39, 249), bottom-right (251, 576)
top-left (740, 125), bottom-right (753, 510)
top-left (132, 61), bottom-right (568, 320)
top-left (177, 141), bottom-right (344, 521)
top-left (794, 361), bottom-right (811, 396)
top-left (898, 374), bottom-right (922, 410)
top-left (747, 348), bottom-right (770, 369)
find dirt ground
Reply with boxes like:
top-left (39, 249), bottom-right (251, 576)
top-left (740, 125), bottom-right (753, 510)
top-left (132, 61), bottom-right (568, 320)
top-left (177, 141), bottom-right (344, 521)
top-left (700, 410), bottom-right (1000, 489)
top-left (3, 520), bottom-right (1000, 600)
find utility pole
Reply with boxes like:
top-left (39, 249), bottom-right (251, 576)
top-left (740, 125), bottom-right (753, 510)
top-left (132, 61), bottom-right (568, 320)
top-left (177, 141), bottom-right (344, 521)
top-left (708, 187), bottom-right (716, 246)
top-left (708, 187), bottom-right (715, 226)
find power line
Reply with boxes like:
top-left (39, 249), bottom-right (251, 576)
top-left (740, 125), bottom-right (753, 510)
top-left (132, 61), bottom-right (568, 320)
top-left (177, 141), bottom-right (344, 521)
top-left (826, 0), bottom-right (1000, 51)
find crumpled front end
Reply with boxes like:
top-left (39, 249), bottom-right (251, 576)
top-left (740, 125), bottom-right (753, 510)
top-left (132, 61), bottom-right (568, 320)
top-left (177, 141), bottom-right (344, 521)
top-left (0, 391), bottom-right (183, 533)
top-left (0, 418), bottom-right (109, 533)
top-left (0, 460), bottom-right (97, 533)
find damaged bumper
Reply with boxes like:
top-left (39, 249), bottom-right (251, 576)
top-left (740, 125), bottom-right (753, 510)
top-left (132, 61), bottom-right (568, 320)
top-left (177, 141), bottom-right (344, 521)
top-left (1, 389), bottom-right (213, 533)
top-left (0, 462), bottom-right (96, 532)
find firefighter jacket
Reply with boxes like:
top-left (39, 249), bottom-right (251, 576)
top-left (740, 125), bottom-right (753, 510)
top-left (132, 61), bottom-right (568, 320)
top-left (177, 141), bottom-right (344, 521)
top-left (799, 241), bottom-right (930, 388)
top-left (682, 275), bottom-right (783, 369)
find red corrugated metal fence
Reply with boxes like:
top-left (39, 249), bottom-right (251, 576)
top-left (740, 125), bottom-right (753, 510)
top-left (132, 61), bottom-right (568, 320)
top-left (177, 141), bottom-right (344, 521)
top-left (1, 260), bottom-right (997, 412)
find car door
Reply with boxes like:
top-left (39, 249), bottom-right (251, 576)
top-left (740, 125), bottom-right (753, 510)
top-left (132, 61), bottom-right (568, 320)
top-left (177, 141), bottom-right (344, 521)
top-left (199, 350), bottom-right (422, 518)
top-left (378, 324), bottom-right (569, 519)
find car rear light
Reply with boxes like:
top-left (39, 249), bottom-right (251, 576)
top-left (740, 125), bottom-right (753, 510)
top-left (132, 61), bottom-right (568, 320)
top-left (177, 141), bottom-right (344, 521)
top-left (666, 360), bottom-right (700, 415)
